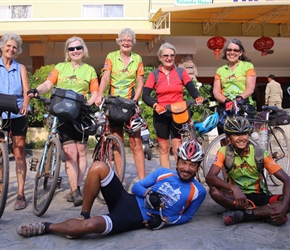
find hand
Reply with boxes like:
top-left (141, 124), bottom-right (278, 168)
top-left (143, 213), bottom-right (166, 230)
top-left (231, 186), bottom-right (248, 209)
top-left (145, 190), bottom-right (164, 209)
top-left (224, 98), bottom-right (234, 111)
top-left (268, 202), bottom-right (288, 222)
top-left (154, 104), bottom-right (166, 115)
top-left (195, 96), bottom-right (204, 105)
top-left (27, 88), bottom-right (39, 98)
top-left (95, 95), bottom-right (104, 106)
top-left (235, 95), bottom-right (246, 105)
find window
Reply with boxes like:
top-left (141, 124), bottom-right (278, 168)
top-left (0, 5), bottom-right (32, 19)
top-left (83, 4), bottom-right (124, 18)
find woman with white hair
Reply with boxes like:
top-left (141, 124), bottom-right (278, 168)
top-left (0, 32), bottom-right (30, 210)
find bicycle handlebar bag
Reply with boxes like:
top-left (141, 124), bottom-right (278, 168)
top-left (166, 101), bottom-right (192, 124)
top-left (49, 88), bottom-right (85, 121)
top-left (0, 93), bottom-right (19, 114)
top-left (106, 95), bottom-right (136, 123)
top-left (268, 109), bottom-right (290, 126)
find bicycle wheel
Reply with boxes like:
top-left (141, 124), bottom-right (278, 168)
top-left (268, 126), bottom-right (290, 186)
top-left (0, 143), bottom-right (9, 219)
top-left (33, 137), bottom-right (61, 216)
top-left (202, 134), bottom-right (257, 180)
top-left (96, 134), bottom-right (126, 204)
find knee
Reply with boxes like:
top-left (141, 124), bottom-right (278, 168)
top-left (88, 161), bottom-right (110, 179)
top-left (208, 186), bottom-right (221, 200)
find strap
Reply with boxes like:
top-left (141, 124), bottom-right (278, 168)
top-left (153, 67), bottom-right (184, 85)
top-left (224, 144), bottom-right (235, 173)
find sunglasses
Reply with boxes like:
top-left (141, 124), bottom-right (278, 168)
top-left (120, 39), bottom-right (133, 44)
top-left (226, 48), bottom-right (241, 53)
top-left (68, 45), bottom-right (84, 52)
top-left (162, 54), bottom-right (175, 58)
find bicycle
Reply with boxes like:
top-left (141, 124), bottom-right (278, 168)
top-left (203, 104), bottom-right (290, 186)
top-left (92, 98), bottom-right (126, 203)
top-left (166, 99), bottom-right (219, 182)
top-left (0, 93), bottom-right (19, 219)
top-left (251, 105), bottom-right (290, 185)
top-left (30, 96), bottom-right (62, 216)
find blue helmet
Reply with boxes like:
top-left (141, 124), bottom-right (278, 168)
top-left (194, 112), bottom-right (219, 135)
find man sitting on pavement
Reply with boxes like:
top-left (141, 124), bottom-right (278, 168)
top-left (17, 140), bottom-right (206, 238)
top-left (206, 116), bottom-right (290, 226)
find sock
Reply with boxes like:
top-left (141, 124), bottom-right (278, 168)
top-left (80, 211), bottom-right (90, 219)
top-left (44, 222), bottom-right (52, 233)
top-left (242, 209), bottom-right (256, 221)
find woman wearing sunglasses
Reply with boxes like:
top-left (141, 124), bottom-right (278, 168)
top-left (213, 38), bottom-right (257, 135)
top-left (27, 36), bottom-right (99, 207)
top-left (142, 42), bottom-right (203, 169)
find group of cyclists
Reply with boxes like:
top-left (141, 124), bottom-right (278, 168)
top-left (1, 28), bottom-right (289, 239)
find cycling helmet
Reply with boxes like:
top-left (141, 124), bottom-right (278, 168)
top-left (74, 113), bottom-right (98, 135)
top-left (223, 116), bottom-right (252, 135)
top-left (125, 114), bottom-right (147, 134)
top-left (194, 112), bottom-right (219, 135)
top-left (177, 140), bottom-right (205, 163)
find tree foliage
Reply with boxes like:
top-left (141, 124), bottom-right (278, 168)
top-left (28, 65), bottom-right (55, 127)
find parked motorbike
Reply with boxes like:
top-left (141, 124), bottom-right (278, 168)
top-left (141, 125), bottom-right (153, 160)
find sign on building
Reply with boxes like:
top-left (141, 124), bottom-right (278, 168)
top-left (175, 0), bottom-right (212, 5)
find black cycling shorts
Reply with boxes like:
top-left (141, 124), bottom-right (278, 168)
top-left (2, 116), bottom-right (28, 136)
top-left (57, 120), bottom-right (88, 144)
top-left (245, 193), bottom-right (280, 207)
top-left (101, 174), bottom-right (144, 235)
top-left (153, 111), bottom-right (181, 140)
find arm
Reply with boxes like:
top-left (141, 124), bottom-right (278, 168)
top-left (268, 169), bottom-right (290, 220)
top-left (213, 78), bottom-right (228, 103)
top-left (184, 81), bottom-right (201, 99)
top-left (20, 64), bottom-right (30, 115)
top-left (96, 70), bottom-right (111, 105)
top-left (133, 75), bottom-right (144, 102)
top-left (265, 84), bottom-right (269, 104)
top-left (142, 87), bottom-right (154, 108)
top-left (206, 164), bottom-right (247, 207)
top-left (239, 75), bottom-right (256, 99)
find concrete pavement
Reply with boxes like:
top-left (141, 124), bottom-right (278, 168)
top-left (0, 150), bottom-right (289, 250)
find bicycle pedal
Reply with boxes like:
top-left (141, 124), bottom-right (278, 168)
top-left (56, 177), bottom-right (62, 189)
top-left (29, 157), bottom-right (39, 171)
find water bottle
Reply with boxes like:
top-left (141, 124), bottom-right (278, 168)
top-left (251, 132), bottom-right (260, 146)
top-left (259, 127), bottom-right (268, 150)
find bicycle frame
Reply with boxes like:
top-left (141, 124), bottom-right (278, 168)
top-left (37, 116), bottom-right (59, 177)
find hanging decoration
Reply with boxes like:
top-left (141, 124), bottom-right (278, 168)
top-left (253, 37), bottom-right (274, 56)
top-left (207, 36), bottom-right (226, 60)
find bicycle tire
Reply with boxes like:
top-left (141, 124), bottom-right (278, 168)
top-left (33, 137), bottom-right (61, 216)
top-left (268, 126), bottom-right (290, 186)
top-left (95, 134), bottom-right (126, 204)
top-left (144, 144), bottom-right (152, 160)
top-left (202, 134), bottom-right (257, 180)
top-left (0, 143), bottom-right (9, 219)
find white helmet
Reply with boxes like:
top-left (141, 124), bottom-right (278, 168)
top-left (125, 114), bottom-right (147, 133)
top-left (177, 140), bottom-right (205, 163)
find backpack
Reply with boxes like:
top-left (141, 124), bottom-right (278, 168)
top-left (224, 144), bottom-right (271, 195)
top-left (152, 67), bottom-right (185, 85)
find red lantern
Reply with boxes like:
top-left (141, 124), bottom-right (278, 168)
top-left (207, 36), bottom-right (226, 60)
top-left (253, 37), bottom-right (274, 56)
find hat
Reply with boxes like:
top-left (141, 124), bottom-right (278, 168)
top-left (268, 74), bottom-right (275, 79)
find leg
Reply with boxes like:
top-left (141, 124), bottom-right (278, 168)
top-left (171, 137), bottom-right (182, 163)
top-left (129, 130), bottom-right (145, 180)
top-left (76, 142), bottom-right (87, 186)
top-left (13, 135), bottom-right (27, 210)
top-left (158, 139), bottom-right (171, 168)
top-left (63, 142), bottom-right (79, 192)
top-left (208, 186), bottom-right (236, 210)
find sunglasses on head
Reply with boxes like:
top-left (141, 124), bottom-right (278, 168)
top-left (226, 48), bottom-right (241, 53)
top-left (68, 45), bottom-right (83, 52)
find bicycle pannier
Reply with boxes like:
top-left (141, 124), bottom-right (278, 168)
top-left (49, 88), bottom-right (85, 121)
top-left (166, 101), bottom-right (191, 124)
top-left (268, 109), bottom-right (290, 126)
top-left (0, 93), bottom-right (19, 114)
top-left (106, 95), bottom-right (136, 123)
